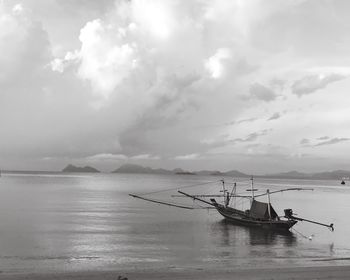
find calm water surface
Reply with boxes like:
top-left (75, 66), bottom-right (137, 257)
top-left (0, 172), bottom-right (349, 273)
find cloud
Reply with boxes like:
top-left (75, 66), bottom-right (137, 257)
top-left (205, 129), bottom-right (270, 148)
top-left (86, 153), bottom-right (128, 161)
top-left (77, 19), bottom-right (138, 98)
top-left (50, 51), bottom-right (79, 73)
top-left (315, 137), bottom-right (350, 147)
top-left (232, 130), bottom-right (269, 144)
top-left (236, 117), bottom-right (258, 124)
top-left (292, 73), bottom-right (347, 96)
top-left (12, 3), bottom-right (23, 15)
top-left (300, 138), bottom-right (310, 145)
top-left (267, 112), bottom-right (281, 121)
top-left (174, 153), bottom-right (200, 160)
top-left (131, 154), bottom-right (160, 160)
top-left (131, 0), bottom-right (176, 39)
top-left (0, 4), bottom-right (51, 84)
top-left (86, 153), bottom-right (160, 161)
top-left (205, 48), bottom-right (231, 79)
top-left (249, 83), bottom-right (276, 102)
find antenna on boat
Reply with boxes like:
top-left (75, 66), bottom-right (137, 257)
top-left (221, 179), bottom-right (225, 194)
top-left (221, 179), bottom-right (230, 208)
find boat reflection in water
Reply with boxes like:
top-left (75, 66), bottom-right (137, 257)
top-left (207, 219), bottom-right (298, 265)
top-left (212, 219), bottom-right (297, 247)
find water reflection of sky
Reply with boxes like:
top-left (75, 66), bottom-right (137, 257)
top-left (0, 173), bottom-right (349, 273)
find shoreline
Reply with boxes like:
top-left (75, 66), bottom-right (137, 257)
top-left (2, 265), bottom-right (350, 280)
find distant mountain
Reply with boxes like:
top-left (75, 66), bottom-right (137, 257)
top-left (264, 170), bottom-right (350, 180)
top-left (264, 170), bottom-right (311, 179)
top-left (172, 168), bottom-right (185, 173)
top-left (112, 164), bottom-right (173, 174)
top-left (311, 170), bottom-right (350, 180)
top-left (195, 170), bottom-right (249, 177)
top-left (175, 171), bottom-right (196, 175)
top-left (111, 164), bottom-right (350, 180)
top-left (113, 164), bottom-right (249, 177)
top-left (224, 170), bottom-right (249, 177)
top-left (62, 164), bottom-right (100, 173)
top-left (196, 170), bottom-right (224, 176)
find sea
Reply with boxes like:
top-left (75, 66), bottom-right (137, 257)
top-left (0, 172), bottom-right (349, 274)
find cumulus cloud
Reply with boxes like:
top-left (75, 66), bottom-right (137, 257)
top-left (77, 19), bottom-right (137, 98)
top-left (249, 83), bottom-right (276, 102)
top-left (292, 73), bottom-right (347, 96)
top-left (50, 51), bottom-right (79, 73)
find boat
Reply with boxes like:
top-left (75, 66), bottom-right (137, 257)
top-left (130, 177), bottom-right (334, 232)
top-left (341, 180), bottom-right (345, 185)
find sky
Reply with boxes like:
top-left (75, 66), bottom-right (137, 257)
top-left (1, 0), bottom-right (350, 174)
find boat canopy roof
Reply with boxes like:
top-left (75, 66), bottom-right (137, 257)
top-left (249, 200), bottom-right (278, 219)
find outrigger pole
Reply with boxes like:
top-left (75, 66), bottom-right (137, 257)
top-left (254, 187), bottom-right (314, 198)
top-left (129, 194), bottom-right (195, 209)
top-left (172, 187), bottom-right (313, 198)
top-left (284, 209), bottom-right (334, 231)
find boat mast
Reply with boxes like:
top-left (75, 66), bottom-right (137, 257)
top-left (267, 189), bottom-right (271, 220)
top-left (250, 176), bottom-right (255, 205)
top-left (229, 182), bottom-right (236, 207)
top-left (221, 179), bottom-right (226, 196)
top-left (221, 180), bottom-right (229, 207)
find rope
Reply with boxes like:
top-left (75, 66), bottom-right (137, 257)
top-left (291, 226), bottom-right (314, 240)
top-left (139, 180), bottom-right (221, 196)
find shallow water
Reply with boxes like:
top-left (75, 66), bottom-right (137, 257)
top-left (0, 172), bottom-right (349, 273)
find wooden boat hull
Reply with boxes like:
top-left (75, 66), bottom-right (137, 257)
top-left (214, 204), bottom-right (297, 231)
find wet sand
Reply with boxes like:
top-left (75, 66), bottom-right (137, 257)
top-left (1, 266), bottom-right (350, 280)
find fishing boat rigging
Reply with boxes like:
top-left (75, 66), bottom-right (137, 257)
top-left (129, 178), bottom-right (334, 232)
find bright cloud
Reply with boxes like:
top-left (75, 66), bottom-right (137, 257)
top-left (77, 19), bottom-right (137, 98)
top-left (131, 0), bottom-right (175, 39)
top-left (205, 48), bottom-right (231, 79)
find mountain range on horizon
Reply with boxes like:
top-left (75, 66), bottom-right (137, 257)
top-left (59, 163), bottom-right (350, 181)
top-left (62, 164), bottom-right (100, 173)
